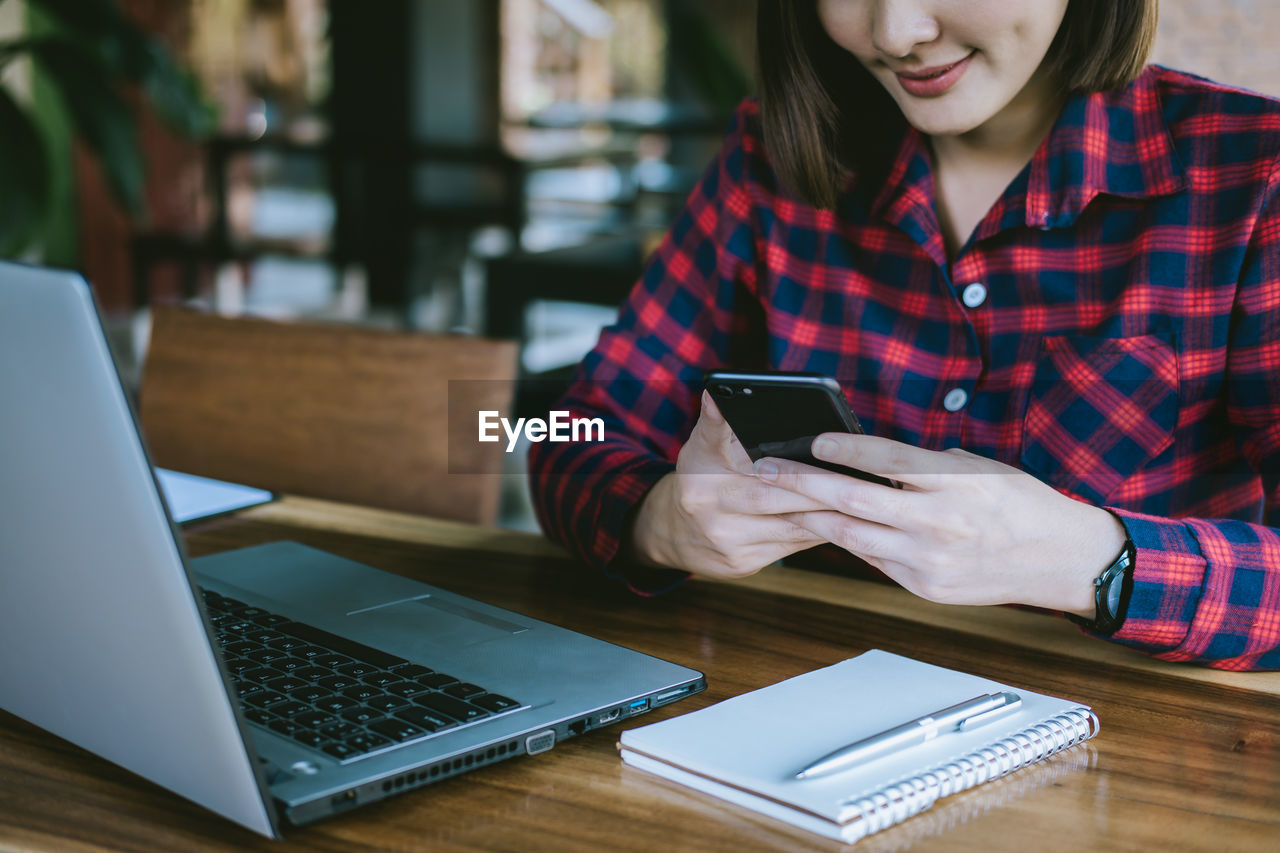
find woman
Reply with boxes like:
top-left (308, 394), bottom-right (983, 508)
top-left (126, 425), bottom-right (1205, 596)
top-left (528, 0), bottom-right (1280, 671)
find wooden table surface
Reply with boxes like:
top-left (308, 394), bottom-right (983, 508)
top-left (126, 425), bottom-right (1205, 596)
top-left (2, 498), bottom-right (1278, 851)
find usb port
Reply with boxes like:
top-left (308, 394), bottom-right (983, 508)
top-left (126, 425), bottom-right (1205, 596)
top-left (627, 698), bottom-right (650, 713)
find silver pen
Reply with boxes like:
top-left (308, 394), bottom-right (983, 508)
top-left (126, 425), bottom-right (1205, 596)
top-left (794, 691), bottom-right (1022, 780)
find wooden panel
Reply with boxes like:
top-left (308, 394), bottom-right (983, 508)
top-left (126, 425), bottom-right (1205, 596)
top-left (139, 307), bottom-right (516, 524)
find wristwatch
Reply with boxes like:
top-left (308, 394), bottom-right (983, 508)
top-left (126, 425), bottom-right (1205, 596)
top-left (1068, 539), bottom-right (1135, 636)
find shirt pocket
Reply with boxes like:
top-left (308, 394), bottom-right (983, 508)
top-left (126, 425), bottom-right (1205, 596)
top-left (1020, 333), bottom-right (1178, 504)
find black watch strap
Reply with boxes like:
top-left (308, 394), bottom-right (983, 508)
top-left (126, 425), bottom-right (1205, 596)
top-left (1068, 539), bottom-right (1135, 636)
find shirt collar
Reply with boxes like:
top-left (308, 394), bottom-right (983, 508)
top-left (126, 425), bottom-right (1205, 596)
top-left (1024, 65), bottom-right (1188, 230)
top-left (867, 65), bottom-right (1188, 242)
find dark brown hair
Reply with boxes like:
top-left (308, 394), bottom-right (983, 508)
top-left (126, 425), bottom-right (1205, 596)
top-left (757, 0), bottom-right (1160, 209)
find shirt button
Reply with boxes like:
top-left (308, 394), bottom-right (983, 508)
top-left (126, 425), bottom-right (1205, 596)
top-left (961, 282), bottom-right (987, 308)
top-left (943, 388), bottom-right (969, 412)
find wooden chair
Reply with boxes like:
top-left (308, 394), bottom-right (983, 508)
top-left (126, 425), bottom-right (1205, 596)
top-left (139, 307), bottom-right (517, 526)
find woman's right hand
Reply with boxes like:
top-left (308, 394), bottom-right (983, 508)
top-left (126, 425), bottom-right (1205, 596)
top-left (627, 391), bottom-right (827, 579)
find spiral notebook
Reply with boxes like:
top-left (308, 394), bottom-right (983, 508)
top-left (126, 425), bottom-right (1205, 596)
top-left (618, 650), bottom-right (1098, 844)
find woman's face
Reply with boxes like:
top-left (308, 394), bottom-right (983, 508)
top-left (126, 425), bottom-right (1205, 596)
top-left (817, 0), bottom-right (1070, 138)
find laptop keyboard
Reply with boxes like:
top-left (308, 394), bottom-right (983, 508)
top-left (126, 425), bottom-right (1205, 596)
top-left (200, 588), bottom-right (525, 762)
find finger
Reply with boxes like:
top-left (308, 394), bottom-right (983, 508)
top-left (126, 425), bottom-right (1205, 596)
top-left (783, 509), bottom-right (912, 562)
top-left (809, 433), bottom-right (976, 490)
top-left (720, 478), bottom-right (831, 515)
top-left (696, 390), bottom-right (754, 474)
top-left (755, 457), bottom-right (914, 527)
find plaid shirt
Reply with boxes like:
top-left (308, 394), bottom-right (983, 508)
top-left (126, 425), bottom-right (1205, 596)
top-left (528, 66), bottom-right (1280, 671)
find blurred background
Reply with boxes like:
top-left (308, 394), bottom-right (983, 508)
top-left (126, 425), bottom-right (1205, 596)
top-left (1, 0), bottom-right (1276, 531)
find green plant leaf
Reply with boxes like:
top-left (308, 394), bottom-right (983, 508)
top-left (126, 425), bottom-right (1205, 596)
top-left (137, 40), bottom-right (216, 137)
top-left (0, 85), bottom-right (51, 257)
top-left (28, 0), bottom-right (214, 137)
top-left (23, 0), bottom-right (124, 43)
top-left (28, 38), bottom-right (146, 217)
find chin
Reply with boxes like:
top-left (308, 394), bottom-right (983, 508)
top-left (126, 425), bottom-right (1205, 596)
top-left (898, 107), bottom-right (985, 138)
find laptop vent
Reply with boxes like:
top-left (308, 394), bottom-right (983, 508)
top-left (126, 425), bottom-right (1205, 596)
top-left (379, 740), bottom-right (522, 794)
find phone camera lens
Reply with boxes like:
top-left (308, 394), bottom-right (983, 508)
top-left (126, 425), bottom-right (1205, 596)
top-left (713, 384), bottom-right (734, 397)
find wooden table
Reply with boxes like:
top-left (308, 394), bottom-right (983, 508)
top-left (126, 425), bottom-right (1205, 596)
top-left (2, 497), bottom-right (1278, 851)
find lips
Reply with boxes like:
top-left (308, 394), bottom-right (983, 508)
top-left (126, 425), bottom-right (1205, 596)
top-left (894, 52), bottom-right (975, 97)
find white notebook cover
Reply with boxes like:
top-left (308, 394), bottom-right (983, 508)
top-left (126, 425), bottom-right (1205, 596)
top-left (618, 650), bottom-right (1096, 844)
top-left (156, 468), bottom-right (275, 524)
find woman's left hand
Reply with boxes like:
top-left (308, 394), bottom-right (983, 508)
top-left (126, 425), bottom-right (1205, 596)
top-left (753, 434), bottom-right (1128, 615)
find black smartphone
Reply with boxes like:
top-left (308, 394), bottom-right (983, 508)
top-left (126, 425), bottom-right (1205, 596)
top-left (704, 370), bottom-right (899, 487)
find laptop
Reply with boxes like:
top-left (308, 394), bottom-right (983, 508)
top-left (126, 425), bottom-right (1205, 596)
top-left (0, 261), bottom-right (705, 838)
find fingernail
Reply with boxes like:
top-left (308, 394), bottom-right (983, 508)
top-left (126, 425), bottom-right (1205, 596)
top-left (812, 436), bottom-right (838, 459)
top-left (755, 460), bottom-right (779, 482)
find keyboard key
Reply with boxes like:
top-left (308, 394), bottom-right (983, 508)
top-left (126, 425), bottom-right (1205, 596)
top-left (314, 695), bottom-right (360, 714)
top-left (319, 722), bottom-right (361, 740)
top-left (416, 693), bottom-right (489, 723)
top-left (246, 629), bottom-right (288, 646)
top-left (225, 641), bottom-right (258, 657)
top-left (294, 711), bottom-right (337, 729)
top-left (384, 681), bottom-right (431, 698)
top-left (269, 718), bottom-right (306, 736)
top-left (368, 719), bottom-right (425, 743)
top-left (337, 662), bottom-right (379, 678)
top-left (471, 693), bottom-right (521, 712)
top-left (419, 673), bottom-right (460, 689)
top-left (266, 675), bottom-right (309, 693)
top-left (292, 730), bottom-right (327, 748)
top-left (294, 645), bottom-right (328, 660)
top-left (293, 666), bottom-right (333, 682)
top-left (272, 701), bottom-right (312, 718)
top-left (237, 682), bottom-right (264, 698)
top-left (273, 657), bottom-right (308, 674)
top-left (289, 685), bottom-right (334, 704)
top-left (229, 605), bottom-right (271, 620)
top-left (443, 682), bottom-right (485, 700)
top-left (250, 612), bottom-right (290, 627)
top-left (342, 685), bottom-right (383, 703)
top-left (241, 666), bottom-right (284, 684)
top-left (246, 648), bottom-right (290, 666)
top-left (312, 654), bottom-right (352, 669)
top-left (347, 732), bottom-right (392, 753)
top-left (361, 672), bottom-right (403, 688)
top-left (269, 636), bottom-right (309, 652)
top-left (242, 708), bottom-right (272, 725)
top-left (221, 620), bottom-right (256, 636)
top-left (223, 658), bottom-right (256, 675)
top-left (390, 664), bottom-right (433, 679)
top-left (322, 743), bottom-right (359, 760)
top-left (364, 694), bottom-right (410, 714)
top-left (318, 675), bottom-right (360, 691)
top-left (281, 622), bottom-right (409, 670)
top-left (341, 706), bottom-right (384, 725)
top-left (246, 691), bottom-right (291, 710)
top-left (394, 706), bottom-right (457, 733)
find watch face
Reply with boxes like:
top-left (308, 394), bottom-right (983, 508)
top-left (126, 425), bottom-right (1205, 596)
top-left (1104, 572), bottom-right (1124, 620)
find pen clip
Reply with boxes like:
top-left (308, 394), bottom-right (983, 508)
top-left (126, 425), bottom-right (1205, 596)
top-left (956, 694), bottom-right (1021, 731)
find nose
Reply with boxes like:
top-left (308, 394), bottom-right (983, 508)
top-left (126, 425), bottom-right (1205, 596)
top-left (870, 0), bottom-right (941, 59)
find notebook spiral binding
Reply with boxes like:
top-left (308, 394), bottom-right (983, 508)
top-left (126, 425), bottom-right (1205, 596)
top-left (840, 707), bottom-right (1099, 839)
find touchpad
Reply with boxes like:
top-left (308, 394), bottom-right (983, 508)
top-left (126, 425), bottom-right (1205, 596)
top-left (344, 595), bottom-right (526, 651)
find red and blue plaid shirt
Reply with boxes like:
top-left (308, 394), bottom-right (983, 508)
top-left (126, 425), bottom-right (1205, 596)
top-left (528, 66), bottom-right (1280, 671)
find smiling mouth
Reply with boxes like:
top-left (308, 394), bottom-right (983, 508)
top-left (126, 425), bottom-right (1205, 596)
top-left (896, 53), bottom-right (973, 80)
top-left (892, 51), bottom-right (975, 96)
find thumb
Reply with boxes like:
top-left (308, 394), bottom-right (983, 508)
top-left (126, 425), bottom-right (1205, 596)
top-left (700, 389), bottom-right (726, 425)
